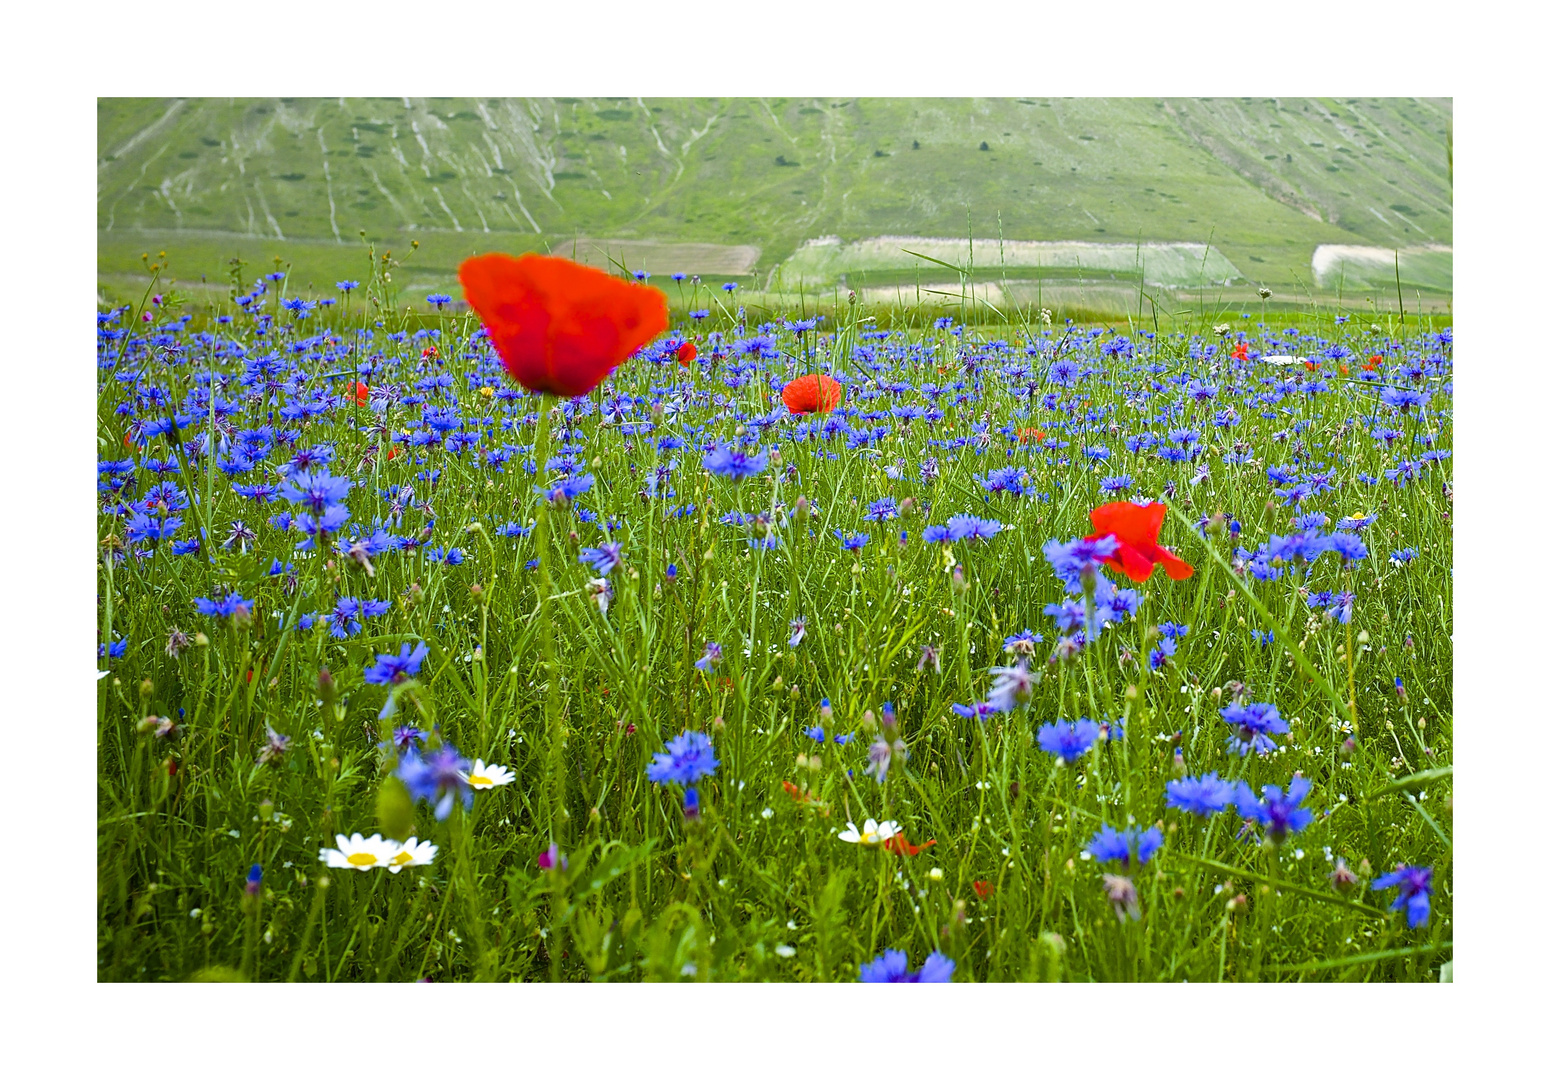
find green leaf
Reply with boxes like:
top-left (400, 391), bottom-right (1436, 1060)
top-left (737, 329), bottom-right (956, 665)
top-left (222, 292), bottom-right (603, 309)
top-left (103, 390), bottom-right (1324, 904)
top-left (1368, 766), bottom-right (1453, 799)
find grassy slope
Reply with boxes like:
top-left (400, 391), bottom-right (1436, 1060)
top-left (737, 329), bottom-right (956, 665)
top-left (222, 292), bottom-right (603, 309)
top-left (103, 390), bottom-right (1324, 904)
top-left (98, 97), bottom-right (1451, 303)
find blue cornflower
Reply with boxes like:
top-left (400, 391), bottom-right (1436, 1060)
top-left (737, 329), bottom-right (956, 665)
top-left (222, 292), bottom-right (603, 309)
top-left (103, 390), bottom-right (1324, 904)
top-left (702, 445), bottom-right (768, 481)
top-left (125, 511), bottom-right (183, 546)
top-left (1389, 547), bottom-right (1418, 565)
top-left (99, 638), bottom-right (128, 660)
top-left (194, 592), bottom-right (251, 620)
top-left (722, 282), bottom-right (738, 292)
top-left (864, 497), bottom-right (899, 522)
top-left (580, 542), bottom-right (625, 577)
top-left (1221, 700), bottom-right (1288, 755)
top-left (1165, 772), bottom-right (1236, 816)
top-left (335, 280), bottom-right (359, 293)
top-left (1003, 629), bottom-right (1044, 655)
top-left (1234, 774), bottom-right (1314, 843)
top-left (1379, 387), bottom-right (1430, 412)
top-left (1086, 824), bottom-right (1164, 869)
top-left (921, 524), bottom-right (952, 543)
top-left (946, 514), bottom-right (1003, 542)
top-left (396, 744), bottom-right (473, 821)
top-left (985, 660), bottom-right (1036, 712)
top-left (804, 725), bottom-right (826, 743)
top-left (858, 949), bottom-right (954, 983)
top-left (950, 701), bottom-right (999, 723)
top-left (646, 730), bottom-right (719, 785)
top-left (1043, 535), bottom-right (1119, 588)
top-left (1157, 621), bottom-right (1189, 639)
top-left (426, 293), bottom-right (453, 308)
top-left (1149, 637), bottom-right (1177, 670)
top-left (788, 617), bottom-right (806, 647)
top-left (364, 642), bottom-right (429, 685)
top-left (1372, 864), bottom-right (1434, 928)
top-left (537, 472), bottom-right (595, 505)
top-left (695, 642), bottom-right (722, 672)
top-left (1099, 474), bottom-right (1133, 493)
top-left (391, 725), bottom-right (424, 752)
top-left (1323, 533), bottom-right (1368, 563)
top-left (1036, 718), bottom-right (1101, 763)
top-left (279, 469), bottom-right (352, 513)
top-left (834, 530), bottom-right (870, 551)
top-left (326, 596), bottom-right (392, 638)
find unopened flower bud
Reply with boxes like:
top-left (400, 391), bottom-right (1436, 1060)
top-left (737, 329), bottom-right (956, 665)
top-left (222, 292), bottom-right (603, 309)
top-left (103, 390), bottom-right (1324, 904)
top-left (1329, 858), bottom-right (1359, 894)
top-left (316, 666), bottom-right (337, 705)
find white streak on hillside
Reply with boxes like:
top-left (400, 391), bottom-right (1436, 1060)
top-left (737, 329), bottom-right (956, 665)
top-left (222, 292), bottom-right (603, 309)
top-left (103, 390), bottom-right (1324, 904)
top-left (254, 181), bottom-right (284, 240)
top-left (365, 166), bottom-right (413, 226)
top-left (318, 127), bottom-right (342, 242)
top-left (459, 180), bottom-right (490, 232)
top-left (432, 187), bottom-right (463, 231)
top-left (101, 99), bottom-right (185, 172)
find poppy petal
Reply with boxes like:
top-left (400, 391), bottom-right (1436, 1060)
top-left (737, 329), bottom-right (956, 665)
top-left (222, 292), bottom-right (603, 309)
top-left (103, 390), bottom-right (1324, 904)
top-left (459, 253), bottom-right (667, 398)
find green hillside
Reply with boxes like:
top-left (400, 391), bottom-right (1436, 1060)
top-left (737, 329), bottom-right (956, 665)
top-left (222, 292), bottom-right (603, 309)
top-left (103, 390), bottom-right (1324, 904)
top-left (97, 96), bottom-right (1451, 310)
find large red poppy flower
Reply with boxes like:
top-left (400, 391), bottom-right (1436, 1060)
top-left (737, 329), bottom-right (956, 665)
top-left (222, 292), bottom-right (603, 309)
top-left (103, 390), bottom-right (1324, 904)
top-left (677, 341), bottom-right (698, 367)
top-left (781, 373), bottom-right (843, 414)
top-left (458, 253), bottom-right (668, 398)
top-left (1085, 501), bottom-right (1194, 584)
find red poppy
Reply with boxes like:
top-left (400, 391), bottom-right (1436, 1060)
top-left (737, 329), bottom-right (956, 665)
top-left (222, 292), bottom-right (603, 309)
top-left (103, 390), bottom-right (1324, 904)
top-left (677, 341), bottom-right (697, 367)
top-left (421, 346), bottom-right (438, 360)
top-left (781, 373), bottom-right (844, 414)
top-left (1303, 359), bottom-right (1321, 372)
top-left (354, 380), bottom-right (370, 406)
top-left (458, 252), bottom-right (668, 398)
top-left (1085, 501), bottom-right (1194, 584)
top-left (782, 780), bottom-right (809, 803)
top-left (1231, 342), bottom-right (1250, 361)
top-left (973, 879), bottom-right (994, 899)
top-left (1363, 355), bottom-right (1383, 371)
top-left (1017, 426), bottom-right (1046, 444)
top-left (386, 445), bottom-right (400, 461)
top-left (881, 832), bottom-right (937, 856)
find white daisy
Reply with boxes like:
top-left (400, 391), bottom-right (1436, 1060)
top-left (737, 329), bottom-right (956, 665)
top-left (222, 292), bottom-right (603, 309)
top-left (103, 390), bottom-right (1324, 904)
top-left (461, 759), bottom-right (515, 789)
top-left (837, 818), bottom-right (901, 847)
top-left (386, 837), bottom-right (438, 873)
top-left (319, 832), bottom-right (401, 871)
top-left (1262, 355), bottom-right (1308, 366)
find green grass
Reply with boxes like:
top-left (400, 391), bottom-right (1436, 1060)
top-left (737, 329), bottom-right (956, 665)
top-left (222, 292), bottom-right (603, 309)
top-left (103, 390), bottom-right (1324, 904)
top-left (96, 274), bottom-right (1452, 982)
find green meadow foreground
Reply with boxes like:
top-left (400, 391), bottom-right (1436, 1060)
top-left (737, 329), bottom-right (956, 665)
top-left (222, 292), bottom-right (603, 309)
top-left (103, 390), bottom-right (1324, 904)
top-left (97, 265), bottom-right (1451, 982)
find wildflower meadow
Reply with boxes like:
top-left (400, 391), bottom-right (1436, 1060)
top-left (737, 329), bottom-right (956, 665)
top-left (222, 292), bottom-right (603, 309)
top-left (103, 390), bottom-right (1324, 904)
top-left (94, 246), bottom-right (1453, 985)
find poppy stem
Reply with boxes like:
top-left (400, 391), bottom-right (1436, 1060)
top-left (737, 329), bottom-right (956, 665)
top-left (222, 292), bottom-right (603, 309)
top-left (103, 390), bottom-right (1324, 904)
top-left (534, 400), bottom-right (567, 846)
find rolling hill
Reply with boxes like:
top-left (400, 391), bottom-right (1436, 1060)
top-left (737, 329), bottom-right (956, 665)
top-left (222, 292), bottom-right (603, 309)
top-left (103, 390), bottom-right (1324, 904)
top-left (97, 96), bottom-right (1452, 311)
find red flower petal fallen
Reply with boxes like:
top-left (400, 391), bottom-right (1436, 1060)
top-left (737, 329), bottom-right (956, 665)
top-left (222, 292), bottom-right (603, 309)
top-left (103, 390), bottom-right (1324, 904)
top-left (677, 341), bottom-right (697, 367)
top-left (458, 253), bottom-right (668, 398)
top-left (1085, 501), bottom-right (1194, 584)
top-left (781, 373), bottom-right (844, 414)
top-left (881, 833), bottom-right (937, 857)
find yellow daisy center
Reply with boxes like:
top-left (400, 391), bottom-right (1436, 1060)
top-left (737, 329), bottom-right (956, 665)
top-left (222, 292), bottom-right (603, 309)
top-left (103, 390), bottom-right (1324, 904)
top-left (468, 775), bottom-right (492, 788)
top-left (389, 851), bottom-right (412, 866)
top-left (347, 852), bottom-right (378, 867)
